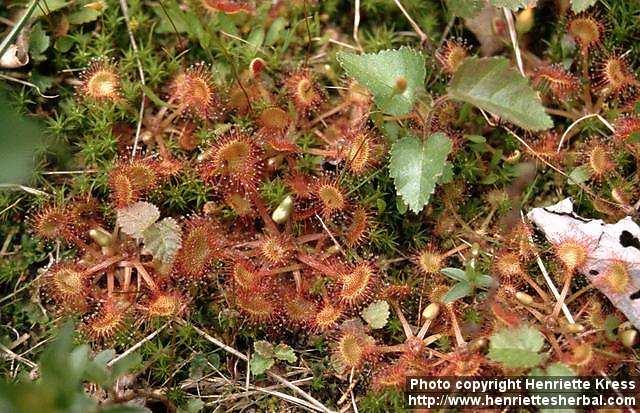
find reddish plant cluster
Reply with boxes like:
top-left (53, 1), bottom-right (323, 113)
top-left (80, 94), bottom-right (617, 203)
top-left (31, 4), bottom-right (640, 398)
top-left (36, 48), bottom-right (389, 344)
top-left (33, 199), bottom-right (189, 342)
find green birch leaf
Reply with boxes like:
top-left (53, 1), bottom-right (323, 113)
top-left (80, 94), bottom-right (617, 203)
top-left (567, 165), bottom-right (592, 186)
top-left (446, 0), bottom-right (483, 18)
top-left (28, 23), bottom-right (50, 58)
top-left (142, 218), bottom-right (182, 265)
top-left (489, 0), bottom-right (537, 10)
top-left (68, 7), bottom-right (101, 25)
top-left (389, 133), bottom-right (453, 213)
top-left (448, 57), bottom-right (553, 131)
top-left (488, 325), bottom-right (545, 369)
top-left (571, 0), bottom-right (598, 13)
top-left (254, 340), bottom-right (274, 358)
top-left (337, 47), bottom-right (426, 116)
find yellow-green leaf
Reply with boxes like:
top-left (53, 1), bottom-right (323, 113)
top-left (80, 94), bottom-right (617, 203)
top-left (448, 57), bottom-right (553, 131)
top-left (337, 47), bottom-right (425, 116)
top-left (389, 133), bottom-right (453, 213)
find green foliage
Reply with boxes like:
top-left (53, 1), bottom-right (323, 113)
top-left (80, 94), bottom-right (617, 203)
top-left (250, 340), bottom-right (297, 376)
top-left (389, 133), bottom-right (453, 213)
top-left (441, 260), bottom-right (496, 303)
top-left (2, 0), bottom-right (640, 409)
top-left (0, 94), bottom-right (45, 184)
top-left (489, 0), bottom-right (533, 10)
top-left (249, 353), bottom-right (275, 376)
top-left (571, 0), bottom-right (598, 12)
top-left (142, 217), bottom-right (183, 265)
top-left (361, 300), bottom-right (390, 329)
top-left (446, 0), bottom-right (484, 18)
top-left (273, 344), bottom-right (297, 363)
top-left (567, 165), bottom-right (592, 186)
top-left (28, 23), bottom-right (50, 62)
top-left (488, 325), bottom-right (545, 369)
top-left (448, 57), bottom-right (553, 131)
top-left (337, 47), bottom-right (426, 116)
top-left (0, 323), bottom-right (144, 413)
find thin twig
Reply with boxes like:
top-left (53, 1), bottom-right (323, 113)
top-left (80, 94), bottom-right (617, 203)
top-left (177, 319), bottom-right (335, 413)
top-left (438, 17), bottom-right (455, 48)
top-left (0, 73), bottom-right (59, 98)
top-left (520, 211), bottom-right (575, 324)
top-left (255, 387), bottom-right (324, 412)
top-left (41, 169), bottom-right (97, 175)
top-left (352, 0), bottom-right (363, 51)
top-left (315, 214), bottom-right (343, 255)
top-left (0, 343), bottom-right (36, 369)
top-left (0, 0), bottom-right (39, 58)
top-left (556, 113), bottom-right (615, 152)
top-left (392, 0), bottom-right (432, 49)
top-left (0, 184), bottom-right (51, 197)
top-left (0, 197), bottom-right (22, 218)
top-left (107, 321), bottom-right (170, 367)
top-left (503, 8), bottom-right (524, 76)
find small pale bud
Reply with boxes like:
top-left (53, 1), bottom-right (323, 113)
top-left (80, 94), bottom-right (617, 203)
top-left (141, 131), bottom-right (154, 145)
top-left (565, 323), bottom-right (585, 333)
top-left (422, 303), bottom-right (440, 320)
top-left (619, 329), bottom-right (637, 348)
top-left (84, 1), bottom-right (106, 11)
top-left (324, 64), bottom-right (337, 83)
top-left (267, 156), bottom-right (283, 170)
top-left (89, 227), bottom-right (113, 247)
top-left (203, 201), bottom-right (218, 215)
top-left (101, 246), bottom-right (115, 256)
top-left (611, 187), bottom-right (629, 206)
top-left (272, 195), bottom-right (293, 224)
top-left (515, 292), bottom-right (534, 306)
top-left (469, 337), bottom-right (488, 351)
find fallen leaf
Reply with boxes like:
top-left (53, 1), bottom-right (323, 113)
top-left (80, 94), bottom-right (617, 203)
top-left (528, 198), bottom-right (640, 330)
